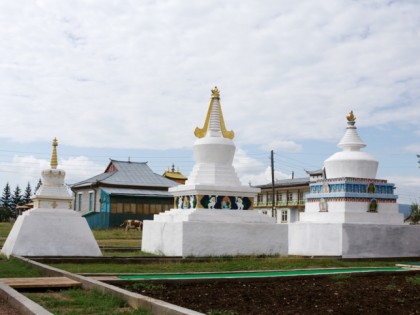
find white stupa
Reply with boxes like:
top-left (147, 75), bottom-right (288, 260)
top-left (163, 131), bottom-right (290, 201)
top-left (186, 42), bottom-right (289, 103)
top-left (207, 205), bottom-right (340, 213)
top-left (1, 138), bottom-right (102, 257)
top-left (301, 111), bottom-right (403, 225)
top-left (142, 87), bottom-right (288, 257)
top-left (289, 112), bottom-right (420, 258)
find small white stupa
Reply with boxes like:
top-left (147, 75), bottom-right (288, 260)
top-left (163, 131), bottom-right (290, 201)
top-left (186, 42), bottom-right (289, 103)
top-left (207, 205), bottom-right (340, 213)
top-left (1, 138), bottom-right (102, 257)
top-left (142, 87), bottom-right (287, 257)
top-left (289, 112), bottom-right (420, 258)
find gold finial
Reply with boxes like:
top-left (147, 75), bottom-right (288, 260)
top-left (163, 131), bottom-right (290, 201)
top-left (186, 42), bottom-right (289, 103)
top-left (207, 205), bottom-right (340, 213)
top-left (194, 87), bottom-right (235, 139)
top-left (211, 86), bottom-right (220, 98)
top-left (50, 137), bottom-right (58, 169)
top-left (347, 110), bottom-right (356, 122)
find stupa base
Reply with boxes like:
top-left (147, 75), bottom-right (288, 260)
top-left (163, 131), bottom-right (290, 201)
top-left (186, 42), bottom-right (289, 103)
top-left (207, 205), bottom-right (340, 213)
top-left (289, 222), bottom-right (420, 258)
top-left (1, 208), bottom-right (102, 257)
top-left (142, 209), bottom-right (288, 257)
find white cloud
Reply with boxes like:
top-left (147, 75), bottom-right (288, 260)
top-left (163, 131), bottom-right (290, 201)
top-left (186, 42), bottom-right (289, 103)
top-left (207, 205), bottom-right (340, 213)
top-left (388, 175), bottom-right (420, 205)
top-left (60, 156), bottom-right (104, 184)
top-left (0, 155), bottom-right (104, 191)
top-left (0, 0), bottom-right (419, 151)
top-left (0, 1), bottom-right (419, 203)
top-left (233, 147), bottom-right (290, 186)
top-left (405, 144), bottom-right (420, 154)
top-left (261, 140), bottom-right (302, 153)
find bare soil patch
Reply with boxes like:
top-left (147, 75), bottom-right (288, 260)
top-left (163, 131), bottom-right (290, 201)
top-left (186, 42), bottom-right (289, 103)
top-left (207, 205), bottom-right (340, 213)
top-left (119, 271), bottom-right (420, 315)
top-left (0, 295), bottom-right (22, 315)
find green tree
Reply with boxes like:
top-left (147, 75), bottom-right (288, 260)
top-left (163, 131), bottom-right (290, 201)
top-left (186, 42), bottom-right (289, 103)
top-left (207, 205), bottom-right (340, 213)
top-left (0, 206), bottom-right (8, 222)
top-left (1, 183), bottom-right (12, 221)
top-left (11, 185), bottom-right (23, 218)
top-left (410, 202), bottom-right (420, 225)
top-left (23, 182), bottom-right (32, 204)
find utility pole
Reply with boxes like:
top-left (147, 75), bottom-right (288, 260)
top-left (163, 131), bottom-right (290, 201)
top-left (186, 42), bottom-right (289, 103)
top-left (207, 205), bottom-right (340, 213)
top-left (271, 150), bottom-right (276, 218)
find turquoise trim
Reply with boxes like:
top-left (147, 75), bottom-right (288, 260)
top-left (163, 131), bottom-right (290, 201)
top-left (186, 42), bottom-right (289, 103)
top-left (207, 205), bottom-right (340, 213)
top-left (118, 267), bottom-right (407, 280)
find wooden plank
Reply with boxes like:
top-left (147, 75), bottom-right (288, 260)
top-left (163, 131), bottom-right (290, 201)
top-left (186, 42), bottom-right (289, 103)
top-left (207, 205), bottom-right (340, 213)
top-left (0, 277), bottom-right (82, 289)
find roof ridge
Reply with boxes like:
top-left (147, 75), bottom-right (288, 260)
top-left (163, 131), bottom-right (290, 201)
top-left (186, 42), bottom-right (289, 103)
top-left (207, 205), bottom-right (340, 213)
top-left (110, 159), bottom-right (148, 164)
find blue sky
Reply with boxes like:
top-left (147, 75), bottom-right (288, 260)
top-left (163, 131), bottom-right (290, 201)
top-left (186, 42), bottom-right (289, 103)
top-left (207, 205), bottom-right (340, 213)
top-left (0, 0), bottom-right (419, 204)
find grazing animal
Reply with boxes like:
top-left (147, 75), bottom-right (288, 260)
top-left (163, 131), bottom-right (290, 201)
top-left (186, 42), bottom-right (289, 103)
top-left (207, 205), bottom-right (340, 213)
top-left (121, 219), bottom-right (143, 232)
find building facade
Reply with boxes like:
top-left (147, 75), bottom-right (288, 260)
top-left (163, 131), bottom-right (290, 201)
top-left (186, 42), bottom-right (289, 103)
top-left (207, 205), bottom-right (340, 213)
top-left (71, 160), bottom-right (178, 228)
top-left (254, 170), bottom-right (322, 223)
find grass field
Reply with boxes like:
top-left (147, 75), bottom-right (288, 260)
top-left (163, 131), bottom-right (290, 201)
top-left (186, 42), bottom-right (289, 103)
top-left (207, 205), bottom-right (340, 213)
top-left (0, 222), bottom-right (14, 247)
top-left (24, 288), bottom-right (151, 315)
top-left (50, 256), bottom-right (400, 274)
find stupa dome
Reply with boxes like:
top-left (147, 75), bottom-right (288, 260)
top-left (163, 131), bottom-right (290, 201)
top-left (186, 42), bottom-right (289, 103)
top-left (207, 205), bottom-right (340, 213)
top-left (324, 111), bottom-right (378, 179)
top-left (33, 138), bottom-right (72, 202)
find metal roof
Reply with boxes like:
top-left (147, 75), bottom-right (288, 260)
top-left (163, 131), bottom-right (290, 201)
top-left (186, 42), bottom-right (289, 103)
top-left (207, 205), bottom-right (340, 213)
top-left (71, 160), bottom-right (178, 188)
top-left (256, 177), bottom-right (310, 189)
top-left (305, 169), bottom-right (323, 176)
top-left (101, 187), bottom-right (173, 198)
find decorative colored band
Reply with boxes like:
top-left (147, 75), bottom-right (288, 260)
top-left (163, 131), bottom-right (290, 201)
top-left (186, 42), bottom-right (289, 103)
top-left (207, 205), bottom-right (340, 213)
top-left (175, 195), bottom-right (253, 210)
top-left (315, 177), bottom-right (388, 184)
top-left (307, 197), bottom-right (396, 203)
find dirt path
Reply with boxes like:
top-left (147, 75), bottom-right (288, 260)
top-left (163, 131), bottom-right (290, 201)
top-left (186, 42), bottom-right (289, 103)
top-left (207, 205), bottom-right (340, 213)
top-left (0, 296), bottom-right (22, 315)
top-left (120, 271), bottom-right (420, 315)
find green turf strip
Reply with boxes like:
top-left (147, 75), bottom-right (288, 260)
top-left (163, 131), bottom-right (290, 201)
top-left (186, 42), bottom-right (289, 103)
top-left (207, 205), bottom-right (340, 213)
top-left (118, 267), bottom-right (407, 280)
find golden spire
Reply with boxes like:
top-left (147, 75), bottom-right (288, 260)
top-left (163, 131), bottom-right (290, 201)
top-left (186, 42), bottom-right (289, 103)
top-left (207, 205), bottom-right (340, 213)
top-left (211, 86), bottom-right (220, 98)
top-left (346, 110), bottom-right (356, 122)
top-left (194, 87), bottom-right (234, 139)
top-left (50, 137), bottom-right (58, 169)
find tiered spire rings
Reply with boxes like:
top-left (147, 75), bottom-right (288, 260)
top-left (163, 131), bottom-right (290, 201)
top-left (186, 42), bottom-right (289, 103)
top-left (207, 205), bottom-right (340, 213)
top-left (50, 138), bottom-right (58, 169)
top-left (194, 87), bottom-right (234, 139)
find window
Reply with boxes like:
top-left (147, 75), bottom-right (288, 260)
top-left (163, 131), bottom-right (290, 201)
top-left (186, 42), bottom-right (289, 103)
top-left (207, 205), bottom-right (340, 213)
top-left (298, 192), bottom-right (304, 201)
top-left (88, 191), bottom-right (94, 212)
top-left (288, 193), bottom-right (293, 201)
top-left (77, 193), bottom-right (82, 211)
top-left (281, 210), bottom-right (288, 223)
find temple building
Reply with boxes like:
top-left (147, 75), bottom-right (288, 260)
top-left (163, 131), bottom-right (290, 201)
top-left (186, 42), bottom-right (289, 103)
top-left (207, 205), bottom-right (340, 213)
top-left (162, 164), bottom-right (188, 184)
top-left (1, 139), bottom-right (101, 257)
top-left (142, 87), bottom-right (287, 257)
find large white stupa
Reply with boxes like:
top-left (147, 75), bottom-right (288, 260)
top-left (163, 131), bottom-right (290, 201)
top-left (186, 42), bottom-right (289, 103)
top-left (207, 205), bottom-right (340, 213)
top-left (1, 139), bottom-right (102, 257)
top-left (289, 112), bottom-right (419, 258)
top-left (142, 87), bottom-right (287, 257)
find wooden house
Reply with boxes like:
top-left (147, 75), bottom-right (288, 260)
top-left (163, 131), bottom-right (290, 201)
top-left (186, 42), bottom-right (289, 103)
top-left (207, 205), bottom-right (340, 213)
top-left (71, 160), bottom-right (178, 228)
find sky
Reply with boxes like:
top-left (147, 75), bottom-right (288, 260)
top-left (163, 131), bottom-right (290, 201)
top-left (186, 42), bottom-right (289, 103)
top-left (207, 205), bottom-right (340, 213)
top-left (0, 0), bottom-right (419, 204)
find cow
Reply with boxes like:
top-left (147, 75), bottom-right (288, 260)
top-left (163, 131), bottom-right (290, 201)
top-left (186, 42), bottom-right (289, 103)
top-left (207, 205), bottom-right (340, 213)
top-left (121, 219), bottom-right (143, 232)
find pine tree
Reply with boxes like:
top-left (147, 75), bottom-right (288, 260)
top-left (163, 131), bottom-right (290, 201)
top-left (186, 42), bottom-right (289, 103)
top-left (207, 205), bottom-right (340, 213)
top-left (1, 183), bottom-right (12, 210)
top-left (23, 182), bottom-right (32, 204)
top-left (11, 185), bottom-right (23, 217)
top-left (1, 183), bottom-right (12, 220)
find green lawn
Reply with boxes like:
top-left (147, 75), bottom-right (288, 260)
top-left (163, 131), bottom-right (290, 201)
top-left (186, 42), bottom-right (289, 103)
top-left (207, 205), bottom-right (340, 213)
top-left (0, 255), bottom-right (44, 278)
top-left (24, 288), bottom-right (151, 315)
top-left (0, 222), bottom-right (14, 247)
top-left (50, 256), bottom-right (399, 274)
top-left (92, 228), bottom-right (141, 240)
